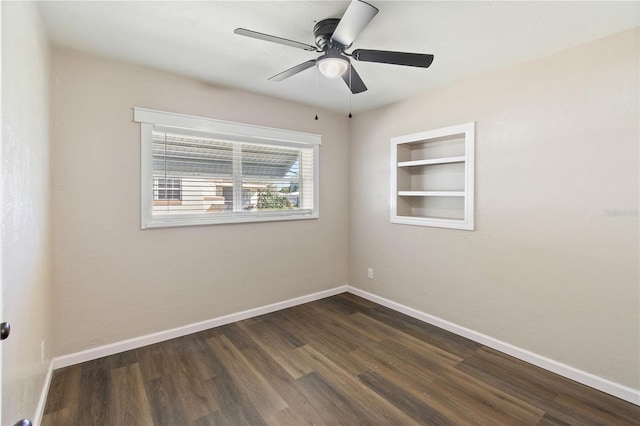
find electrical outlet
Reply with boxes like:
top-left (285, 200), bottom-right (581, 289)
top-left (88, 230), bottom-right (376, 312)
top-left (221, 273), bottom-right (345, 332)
top-left (367, 268), bottom-right (374, 279)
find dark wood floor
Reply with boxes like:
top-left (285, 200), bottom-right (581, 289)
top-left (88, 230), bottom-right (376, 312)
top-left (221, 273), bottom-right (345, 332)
top-left (42, 293), bottom-right (640, 425)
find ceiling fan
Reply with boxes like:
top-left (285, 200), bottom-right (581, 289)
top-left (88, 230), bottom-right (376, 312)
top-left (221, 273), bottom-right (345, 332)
top-left (234, 0), bottom-right (434, 94)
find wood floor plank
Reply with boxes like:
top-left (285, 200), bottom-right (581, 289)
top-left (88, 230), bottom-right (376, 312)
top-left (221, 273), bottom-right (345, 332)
top-left (359, 339), bottom-right (545, 425)
top-left (456, 353), bottom-right (560, 406)
top-left (207, 374), bottom-right (246, 411)
top-left (262, 317), bottom-right (305, 348)
top-left (165, 358), bottom-right (220, 423)
top-left (351, 311), bottom-right (463, 367)
top-left (537, 413), bottom-right (573, 425)
top-left (236, 320), bottom-right (315, 379)
top-left (144, 376), bottom-right (189, 426)
top-left (360, 337), bottom-right (460, 386)
top-left (556, 388), bottom-right (640, 424)
top-left (109, 349), bottom-right (138, 369)
top-left (456, 360), bottom-right (603, 426)
top-left (348, 347), bottom-right (493, 425)
top-left (42, 364), bottom-right (82, 415)
top-left (206, 333), bottom-right (289, 418)
top-left (77, 357), bottom-right (113, 426)
top-left (349, 340), bottom-right (441, 384)
top-left (364, 305), bottom-right (483, 358)
top-left (457, 347), bottom-right (640, 425)
top-left (264, 396), bottom-right (338, 426)
top-left (295, 371), bottom-right (377, 425)
top-left (357, 370), bottom-right (454, 425)
top-left (553, 392), bottom-right (640, 425)
top-left (42, 293), bottom-right (640, 425)
top-left (41, 406), bottom-right (76, 426)
top-left (109, 364), bottom-right (154, 426)
top-left (339, 292), bottom-right (380, 310)
top-left (238, 344), bottom-right (353, 424)
top-left (274, 306), bottom-right (378, 376)
top-left (264, 406), bottom-right (311, 426)
top-left (283, 305), bottom-right (363, 354)
top-left (312, 295), bottom-right (365, 316)
top-left (313, 307), bottom-right (386, 348)
top-left (466, 346), bottom-right (594, 397)
top-left (339, 312), bottom-right (388, 343)
top-left (240, 316), bottom-right (304, 351)
top-left (296, 344), bottom-right (420, 425)
top-left (429, 371), bottom-right (545, 425)
top-left (135, 342), bottom-right (165, 383)
top-left (168, 333), bottom-right (220, 382)
top-left (239, 344), bottom-right (310, 407)
top-left (195, 403), bottom-right (267, 426)
top-left (219, 322), bottom-right (258, 350)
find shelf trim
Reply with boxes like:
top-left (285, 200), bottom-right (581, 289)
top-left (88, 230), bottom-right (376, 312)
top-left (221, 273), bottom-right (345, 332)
top-left (391, 215), bottom-right (474, 231)
top-left (398, 156), bottom-right (466, 167)
top-left (391, 122), bottom-right (472, 145)
top-left (397, 191), bottom-right (465, 197)
top-left (390, 121), bottom-right (475, 231)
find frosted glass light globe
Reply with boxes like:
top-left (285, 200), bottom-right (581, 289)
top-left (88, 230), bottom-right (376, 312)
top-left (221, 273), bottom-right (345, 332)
top-left (318, 57), bottom-right (349, 78)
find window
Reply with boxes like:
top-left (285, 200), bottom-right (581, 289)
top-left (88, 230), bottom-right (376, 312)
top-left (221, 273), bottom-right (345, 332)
top-left (154, 178), bottom-right (182, 202)
top-left (134, 108), bottom-right (320, 228)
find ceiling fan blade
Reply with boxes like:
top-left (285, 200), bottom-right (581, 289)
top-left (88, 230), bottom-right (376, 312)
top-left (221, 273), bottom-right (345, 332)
top-left (342, 64), bottom-right (367, 94)
top-left (268, 60), bottom-right (317, 81)
top-left (353, 49), bottom-right (434, 68)
top-left (234, 28), bottom-right (317, 52)
top-left (330, 0), bottom-right (378, 47)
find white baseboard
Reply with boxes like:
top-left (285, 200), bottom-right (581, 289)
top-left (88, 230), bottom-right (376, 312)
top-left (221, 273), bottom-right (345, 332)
top-left (49, 283), bottom-right (639, 407)
top-left (347, 285), bottom-right (640, 406)
top-left (35, 359), bottom-right (54, 425)
top-left (52, 285), bottom-right (348, 370)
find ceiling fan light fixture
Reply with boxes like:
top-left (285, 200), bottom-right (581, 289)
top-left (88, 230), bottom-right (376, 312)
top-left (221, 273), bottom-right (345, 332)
top-left (235, 0), bottom-right (432, 95)
top-left (318, 56), bottom-right (349, 78)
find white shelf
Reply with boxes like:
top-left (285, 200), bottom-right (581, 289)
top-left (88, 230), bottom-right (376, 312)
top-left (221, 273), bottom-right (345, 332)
top-left (397, 156), bottom-right (466, 168)
top-left (398, 191), bottom-right (465, 197)
top-left (390, 122), bottom-right (475, 231)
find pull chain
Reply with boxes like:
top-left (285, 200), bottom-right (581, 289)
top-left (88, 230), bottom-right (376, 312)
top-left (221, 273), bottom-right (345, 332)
top-left (315, 64), bottom-right (319, 120)
top-left (348, 64), bottom-right (353, 118)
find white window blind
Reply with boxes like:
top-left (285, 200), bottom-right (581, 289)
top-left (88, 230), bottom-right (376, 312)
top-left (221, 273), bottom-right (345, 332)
top-left (134, 108), bottom-right (320, 228)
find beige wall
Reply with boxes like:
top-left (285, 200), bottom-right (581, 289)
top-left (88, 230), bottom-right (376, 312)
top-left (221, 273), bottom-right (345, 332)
top-left (349, 28), bottom-right (639, 389)
top-left (1, 2), bottom-right (52, 422)
top-left (50, 49), bottom-right (350, 356)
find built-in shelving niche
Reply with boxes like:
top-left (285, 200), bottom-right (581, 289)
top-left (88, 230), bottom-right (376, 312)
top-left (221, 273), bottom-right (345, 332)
top-left (391, 122), bottom-right (475, 230)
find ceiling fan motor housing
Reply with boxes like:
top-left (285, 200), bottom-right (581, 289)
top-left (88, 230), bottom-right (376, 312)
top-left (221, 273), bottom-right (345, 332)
top-left (314, 19), bottom-right (343, 50)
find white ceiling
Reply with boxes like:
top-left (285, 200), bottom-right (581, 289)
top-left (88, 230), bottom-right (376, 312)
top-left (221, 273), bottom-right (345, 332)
top-left (37, 1), bottom-right (638, 114)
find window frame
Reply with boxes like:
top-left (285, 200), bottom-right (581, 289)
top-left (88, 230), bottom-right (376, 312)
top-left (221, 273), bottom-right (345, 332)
top-left (134, 108), bottom-right (321, 229)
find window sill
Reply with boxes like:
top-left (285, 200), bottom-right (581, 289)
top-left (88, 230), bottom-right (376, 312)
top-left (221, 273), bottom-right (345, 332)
top-left (142, 209), bottom-right (319, 229)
